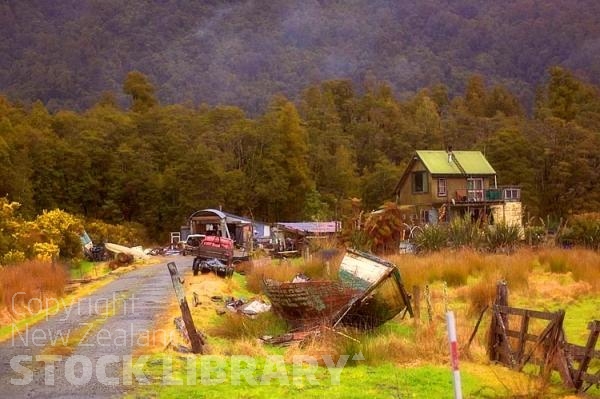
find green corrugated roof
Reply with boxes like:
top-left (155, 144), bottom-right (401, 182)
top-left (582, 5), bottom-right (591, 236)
top-left (416, 150), bottom-right (496, 175)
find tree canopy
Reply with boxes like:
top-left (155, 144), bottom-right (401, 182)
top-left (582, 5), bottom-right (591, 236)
top-left (0, 68), bottom-right (599, 240)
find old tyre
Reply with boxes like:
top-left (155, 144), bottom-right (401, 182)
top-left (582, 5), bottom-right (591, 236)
top-left (192, 258), bottom-right (200, 276)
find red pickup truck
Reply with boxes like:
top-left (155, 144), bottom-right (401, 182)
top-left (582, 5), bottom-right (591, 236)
top-left (191, 236), bottom-right (234, 277)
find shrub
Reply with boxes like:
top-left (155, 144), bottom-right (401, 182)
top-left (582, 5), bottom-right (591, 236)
top-left (413, 224), bottom-right (448, 253)
top-left (524, 225), bottom-right (547, 246)
top-left (364, 202), bottom-right (409, 253)
top-left (0, 198), bottom-right (23, 261)
top-left (84, 219), bottom-right (148, 247)
top-left (33, 242), bottom-right (60, 261)
top-left (34, 209), bottom-right (85, 260)
top-left (448, 215), bottom-right (482, 249)
top-left (563, 213), bottom-right (600, 250)
top-left (346, 230), bottom-right (371, 252)
top-left (484, 223), bottom-right (521, 253)
top-left (1, 250), bottom-right (26, 265)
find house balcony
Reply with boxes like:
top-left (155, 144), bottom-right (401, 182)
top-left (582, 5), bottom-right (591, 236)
top-left (452, 186), bottom-right (520, 204)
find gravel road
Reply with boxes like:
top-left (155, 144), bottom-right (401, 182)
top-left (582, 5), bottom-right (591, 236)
top-left (0, 256), bottom-right (190, 399)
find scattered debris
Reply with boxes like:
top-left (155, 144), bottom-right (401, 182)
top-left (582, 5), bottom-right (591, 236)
top-left (263, 248), bottom-right (412, 330)
top-left (104, 242), bottom-right (150, 259)
top-left (108, 252), bottom-right (134, 269)
top-left (194, 258), bottom-right (234, 278)
top-left (292, 273), bottom-right (311, 283)
top-left (261, 331), bottom-right (315, 346)
top-left (239, 300), bottom-right (271, 316)
top-left (225, 297), bottom-right (245, 312)
top-left (217, 297), bottom-right (272, 317)
top-left (192, 292), bottom-right (201, 307)
top-left (86, 243), bottom-right (109, 261)
top-left (148, 244), bottom-right (182, 256)
top-left (173, 344), bottom-right (192, 353)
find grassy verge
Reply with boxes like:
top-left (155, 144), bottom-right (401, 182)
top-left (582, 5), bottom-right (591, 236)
top-left (132, 250), bottom-right (599, 398)
top-left (128, 354), bottom-right (566, 399)
top-left (69, 260), bottom-right (110, 280)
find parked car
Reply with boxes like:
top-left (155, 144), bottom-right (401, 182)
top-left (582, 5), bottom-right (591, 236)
top-left (181, 234), bottom-right (206, 256)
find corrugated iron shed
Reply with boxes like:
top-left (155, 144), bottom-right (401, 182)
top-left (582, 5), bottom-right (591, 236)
top-left (276, 221), bottom-right (341, 235)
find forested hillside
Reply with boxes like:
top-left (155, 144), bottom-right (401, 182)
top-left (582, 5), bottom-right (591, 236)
top-left (1, 68), bottom-right (599, 239)
top-left (2, 0), bottom-right (600, 112)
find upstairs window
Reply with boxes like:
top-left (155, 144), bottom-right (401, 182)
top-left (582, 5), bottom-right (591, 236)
top-left (437, 178), bottom-right (447, 197)
top-left (412, 171), bottom-right (428, 193)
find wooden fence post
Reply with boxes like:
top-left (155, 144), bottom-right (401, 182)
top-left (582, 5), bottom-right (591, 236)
top-left (425, 284), bottom-right (433, 323)
top-left (412, 285), bottom-right (421, 325)
top-left (489, 280), bottom-right (509, 362)
top-left (167, 262), bottom-right (204, 354)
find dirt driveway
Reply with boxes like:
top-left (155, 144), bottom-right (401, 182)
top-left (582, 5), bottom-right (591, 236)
top-left (0, 256), bottom-right (190, 398)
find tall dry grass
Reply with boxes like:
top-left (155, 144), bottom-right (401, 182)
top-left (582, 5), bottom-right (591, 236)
top-left (389, 249), bottom-right (488, 289)
top-left (245, 253), bottom-right (342, 294)
top-left (209, 311), bottom-right (288, 339)
top-left (537, 248), bottom-right (600, 291)
top-left (0, 260), bottom-right (68, 313)
top-left (245, 259), bottom-right (303, 293)
top-left (287, 323), bottom-right (451, 366)
top-left (389, 248), bottom-right (600, 316)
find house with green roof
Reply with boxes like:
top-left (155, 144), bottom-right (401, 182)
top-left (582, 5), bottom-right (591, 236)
top-left (394, 150), bottom-right (522, 226)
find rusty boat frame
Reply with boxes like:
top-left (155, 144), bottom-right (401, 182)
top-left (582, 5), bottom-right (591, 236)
top-left (263, 248), bottom-right (413, 329)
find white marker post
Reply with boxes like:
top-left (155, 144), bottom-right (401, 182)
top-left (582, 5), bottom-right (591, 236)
top-left (446, 311), bottom-right (463, 399)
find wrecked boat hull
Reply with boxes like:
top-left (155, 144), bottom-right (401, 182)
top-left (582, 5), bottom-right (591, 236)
top-left (262, 280), bottom-right (360, 329)
top-left (263, 248), bottom-right (413, 330)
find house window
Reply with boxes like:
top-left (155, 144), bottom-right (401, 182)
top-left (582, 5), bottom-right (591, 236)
top-left (503, 187), bottom-right (521, 201)
top-left (420, 209), bottom-right (429, 224)
top-left (437, 178), bottom-right (447, 197)
top-left (467, 178), bottom-right (484, 201)
top-left (412, 171), bottom-right (428, 193)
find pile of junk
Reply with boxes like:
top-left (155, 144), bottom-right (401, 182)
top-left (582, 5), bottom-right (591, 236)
top-left (259, 248), bottom-right (414, 343)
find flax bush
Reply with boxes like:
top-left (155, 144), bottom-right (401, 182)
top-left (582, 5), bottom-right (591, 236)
top-left (413, 224), bottom-right (448, 253)
top-left (484, 223), bottom-right (521, 253)
top-left (448, 215), bottom-right (482, 249)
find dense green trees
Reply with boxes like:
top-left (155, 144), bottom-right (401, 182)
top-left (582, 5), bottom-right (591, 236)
top-left (0, 69), bottom-right (599, 240)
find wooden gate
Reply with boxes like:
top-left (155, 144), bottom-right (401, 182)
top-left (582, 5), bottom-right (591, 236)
top-left (565, 320), bottom-right (600, 392)
top-left (488, 283), bottom-right (599, 392)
